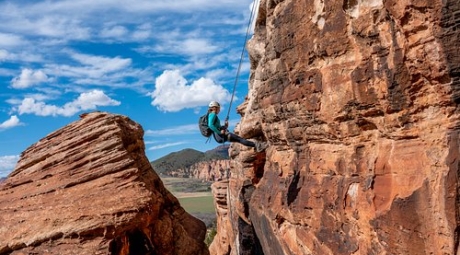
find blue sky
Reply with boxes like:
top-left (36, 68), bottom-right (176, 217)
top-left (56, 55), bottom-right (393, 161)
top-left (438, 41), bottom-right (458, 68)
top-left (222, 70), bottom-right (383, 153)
top-left (0, 0), bottom-right (259, 177)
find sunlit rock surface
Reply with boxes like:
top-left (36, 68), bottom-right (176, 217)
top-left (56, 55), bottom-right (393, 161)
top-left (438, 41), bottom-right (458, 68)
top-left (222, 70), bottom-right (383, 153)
top-left (0, 112), bottom-right (209, 255)
top-left (211, 0), bottom-right (460, 254)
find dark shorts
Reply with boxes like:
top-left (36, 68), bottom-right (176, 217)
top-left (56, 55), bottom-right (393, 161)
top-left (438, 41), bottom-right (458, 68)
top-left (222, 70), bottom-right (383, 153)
top-left (213, 132), bottom-right (227, 144)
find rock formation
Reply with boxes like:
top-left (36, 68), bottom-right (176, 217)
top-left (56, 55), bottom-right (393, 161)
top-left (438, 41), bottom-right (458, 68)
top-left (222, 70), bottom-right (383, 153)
top-left (190, 160), bottom-right (231, 181)
top-left (160, 159), bottom-right (230, 181)
top-left (211, 0), bottom-right (460, 254)
top-left (150, 145), bottom-right (230, 181)
top-left (0, 112), bottom-right (209, 255)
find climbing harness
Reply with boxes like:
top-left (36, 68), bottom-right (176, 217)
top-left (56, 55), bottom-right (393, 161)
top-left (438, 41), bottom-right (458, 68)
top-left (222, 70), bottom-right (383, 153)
top-left (225, 0), bottom-right (259, 122)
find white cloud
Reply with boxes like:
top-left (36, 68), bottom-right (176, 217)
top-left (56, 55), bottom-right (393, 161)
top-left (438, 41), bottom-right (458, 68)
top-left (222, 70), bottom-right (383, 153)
top-left (148, 142), bottom-right (188, 151)
top-left (73, 89), bottom-right (121, 110)
top-left (0, 33), bottom-right (24, 48)
top-left (37, 52), bottom-right (135, 87)
top-left (145, 124), bottom-right (197, 136)
top-left (0, 50), bottom-right (43, 63)
top-left (151, 69), bottom-right (232, 112)
top-left (0, 155), bottom-right (19, 177)
top-left (0, 0), bottom-right (254, 168)
top-left (132, 23), bottom-right (152, 40)
top-left (145, 118), bottom-right (240, 137)
top-left (0, 49), bottom-right (9, 61)
top-left (70, 53), bottom-right (132, 73)
top-left (179, 38), bottom-right (220, 55)
top-left (0, 116), bottom-right (23, 130)
top-left (34, 16), bottom-right (90, 39)
top-left (204, 68), bottom-right (229, 81)
top-left (100, 25), bottom-right (129, 38)
top-left (16, 89), bottom-right (121, 117)
top-left (0, 0), bottom-right (252, 94)
top-left (154, 38), bottom-right (220, 56)
top-left (10, 68), bottom-right (49, 89)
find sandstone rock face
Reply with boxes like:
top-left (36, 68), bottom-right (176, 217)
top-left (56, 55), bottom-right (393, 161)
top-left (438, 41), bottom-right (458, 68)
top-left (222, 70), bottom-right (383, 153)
top-left (211, 0), bottom-right (460, 254)
top-left (209, 180), bottom-right (233, 255)
top-left (167, 159), bottom-right (231, 181)
top-left (190, 160), bottom-right (231, 181)
top-left (0, 112), bottom-right (209, 255)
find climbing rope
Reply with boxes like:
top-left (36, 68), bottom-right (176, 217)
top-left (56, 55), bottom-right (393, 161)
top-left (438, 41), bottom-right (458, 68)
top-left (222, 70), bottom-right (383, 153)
top-left (225, 0), bottom-right (259, 122)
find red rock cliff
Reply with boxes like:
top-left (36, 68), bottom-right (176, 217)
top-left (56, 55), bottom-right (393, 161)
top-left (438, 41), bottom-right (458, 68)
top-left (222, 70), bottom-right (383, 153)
top-left (0, 112), bottom-right (209, 255)
top-left (168, 160), bottom-right (231, 181)
top-left (190, 160), bottom-right (231, 181)
top-left (211, 0), bottom-right (460, 254)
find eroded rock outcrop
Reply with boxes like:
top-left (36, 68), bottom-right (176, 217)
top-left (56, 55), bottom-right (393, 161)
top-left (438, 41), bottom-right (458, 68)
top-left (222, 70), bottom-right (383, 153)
top-left (190, 160), bottom-right (231, 181)
top-left (211, 0), bottom-right (460, 254)
top-left (166, 160), bottom-right (230, 181)
top-left (0, 112), bottom-right (209, 255)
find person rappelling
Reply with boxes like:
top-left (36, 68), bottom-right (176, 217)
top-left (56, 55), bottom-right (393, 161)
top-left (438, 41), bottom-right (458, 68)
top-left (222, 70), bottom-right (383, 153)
top-left (199, 101), bottom-right (267, 152)
top-left (197, 0), bottom-right (266, 151)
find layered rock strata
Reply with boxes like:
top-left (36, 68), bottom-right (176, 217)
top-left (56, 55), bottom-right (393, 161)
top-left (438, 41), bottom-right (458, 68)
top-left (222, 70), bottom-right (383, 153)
top-left (167, 159), bottom-right (231, 181)
top-left (0, 112), bottom-right (209, 255)
top-left (190, 160), bottom-right (231, 181)
top-left (211, 0), bottom-right (460, 254)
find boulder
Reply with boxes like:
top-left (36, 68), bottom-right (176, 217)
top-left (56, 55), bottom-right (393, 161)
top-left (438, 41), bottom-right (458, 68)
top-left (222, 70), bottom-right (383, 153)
top-left (0, 112), bottom-right (209, 255)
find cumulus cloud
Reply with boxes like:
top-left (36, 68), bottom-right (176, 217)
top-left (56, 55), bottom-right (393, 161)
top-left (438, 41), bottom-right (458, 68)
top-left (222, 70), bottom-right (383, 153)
top-left (0, 116), bottom-right (23, 130)
top-left (0, 155), bottom-right (19, 177)
top-left (150, 69), bottom-right (232, 112)
top-left (10, 68), bottom-right (49, 89)
top-left (16, 89), bottom-right (121, 117)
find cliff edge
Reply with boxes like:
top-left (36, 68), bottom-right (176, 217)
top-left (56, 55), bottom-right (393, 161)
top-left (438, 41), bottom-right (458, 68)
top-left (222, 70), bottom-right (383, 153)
top-left (211, 0), bottom-right (460, 254)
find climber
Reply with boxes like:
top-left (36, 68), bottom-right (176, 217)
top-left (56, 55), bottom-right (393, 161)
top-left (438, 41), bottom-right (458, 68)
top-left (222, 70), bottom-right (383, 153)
top-left (207, 101), bottom-right (267, 152)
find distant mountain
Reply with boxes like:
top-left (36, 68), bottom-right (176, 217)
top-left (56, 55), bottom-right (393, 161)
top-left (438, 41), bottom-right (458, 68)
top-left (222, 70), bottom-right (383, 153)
top-left (202, 145), bottom-right (230, 160)
top-left (151, 144), bottom-right (229, 175)
top-left (0, 177), bottom-right (6, 184)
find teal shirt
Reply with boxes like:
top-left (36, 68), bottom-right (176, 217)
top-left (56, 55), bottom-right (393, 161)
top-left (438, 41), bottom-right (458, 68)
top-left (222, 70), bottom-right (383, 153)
top-left (208, 112), bottom-right (221, 134)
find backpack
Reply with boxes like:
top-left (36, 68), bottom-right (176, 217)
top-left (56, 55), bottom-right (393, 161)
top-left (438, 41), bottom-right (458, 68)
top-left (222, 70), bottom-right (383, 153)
top-left (198, 113), bottom-right (217, 137)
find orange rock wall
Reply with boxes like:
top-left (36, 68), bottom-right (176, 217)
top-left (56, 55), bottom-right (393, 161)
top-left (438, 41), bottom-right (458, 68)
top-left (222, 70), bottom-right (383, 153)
top-left (168, 160), bottom-right (231, 181)
top-left (211, 0), bottom-right (460, 254)
top-left (0, 112), bottom-right (209, 255)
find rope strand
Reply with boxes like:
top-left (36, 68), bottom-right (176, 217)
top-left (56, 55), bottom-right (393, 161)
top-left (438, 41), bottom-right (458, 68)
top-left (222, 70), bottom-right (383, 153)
top-left (225, 0), bottom-right (258, 121)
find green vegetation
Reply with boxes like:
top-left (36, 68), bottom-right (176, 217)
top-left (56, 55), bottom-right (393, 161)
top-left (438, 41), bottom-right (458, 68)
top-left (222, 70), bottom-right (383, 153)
top-left (150, 145), bottom-right (229, 175)
top-left (162, 177), bottom-right (215, 213)
top-left (160, 175), bottom-right (218, 238)
top-left (178, 196), bottom-right (215, 213)
top-left (151, 149), bottom-right (204, 175)
top-left (205, 225), bottom-right (217, 247)
top-left (161, 177), bottom-right (212, 193)
top-left (152, 146), bottom-right (229, 246)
